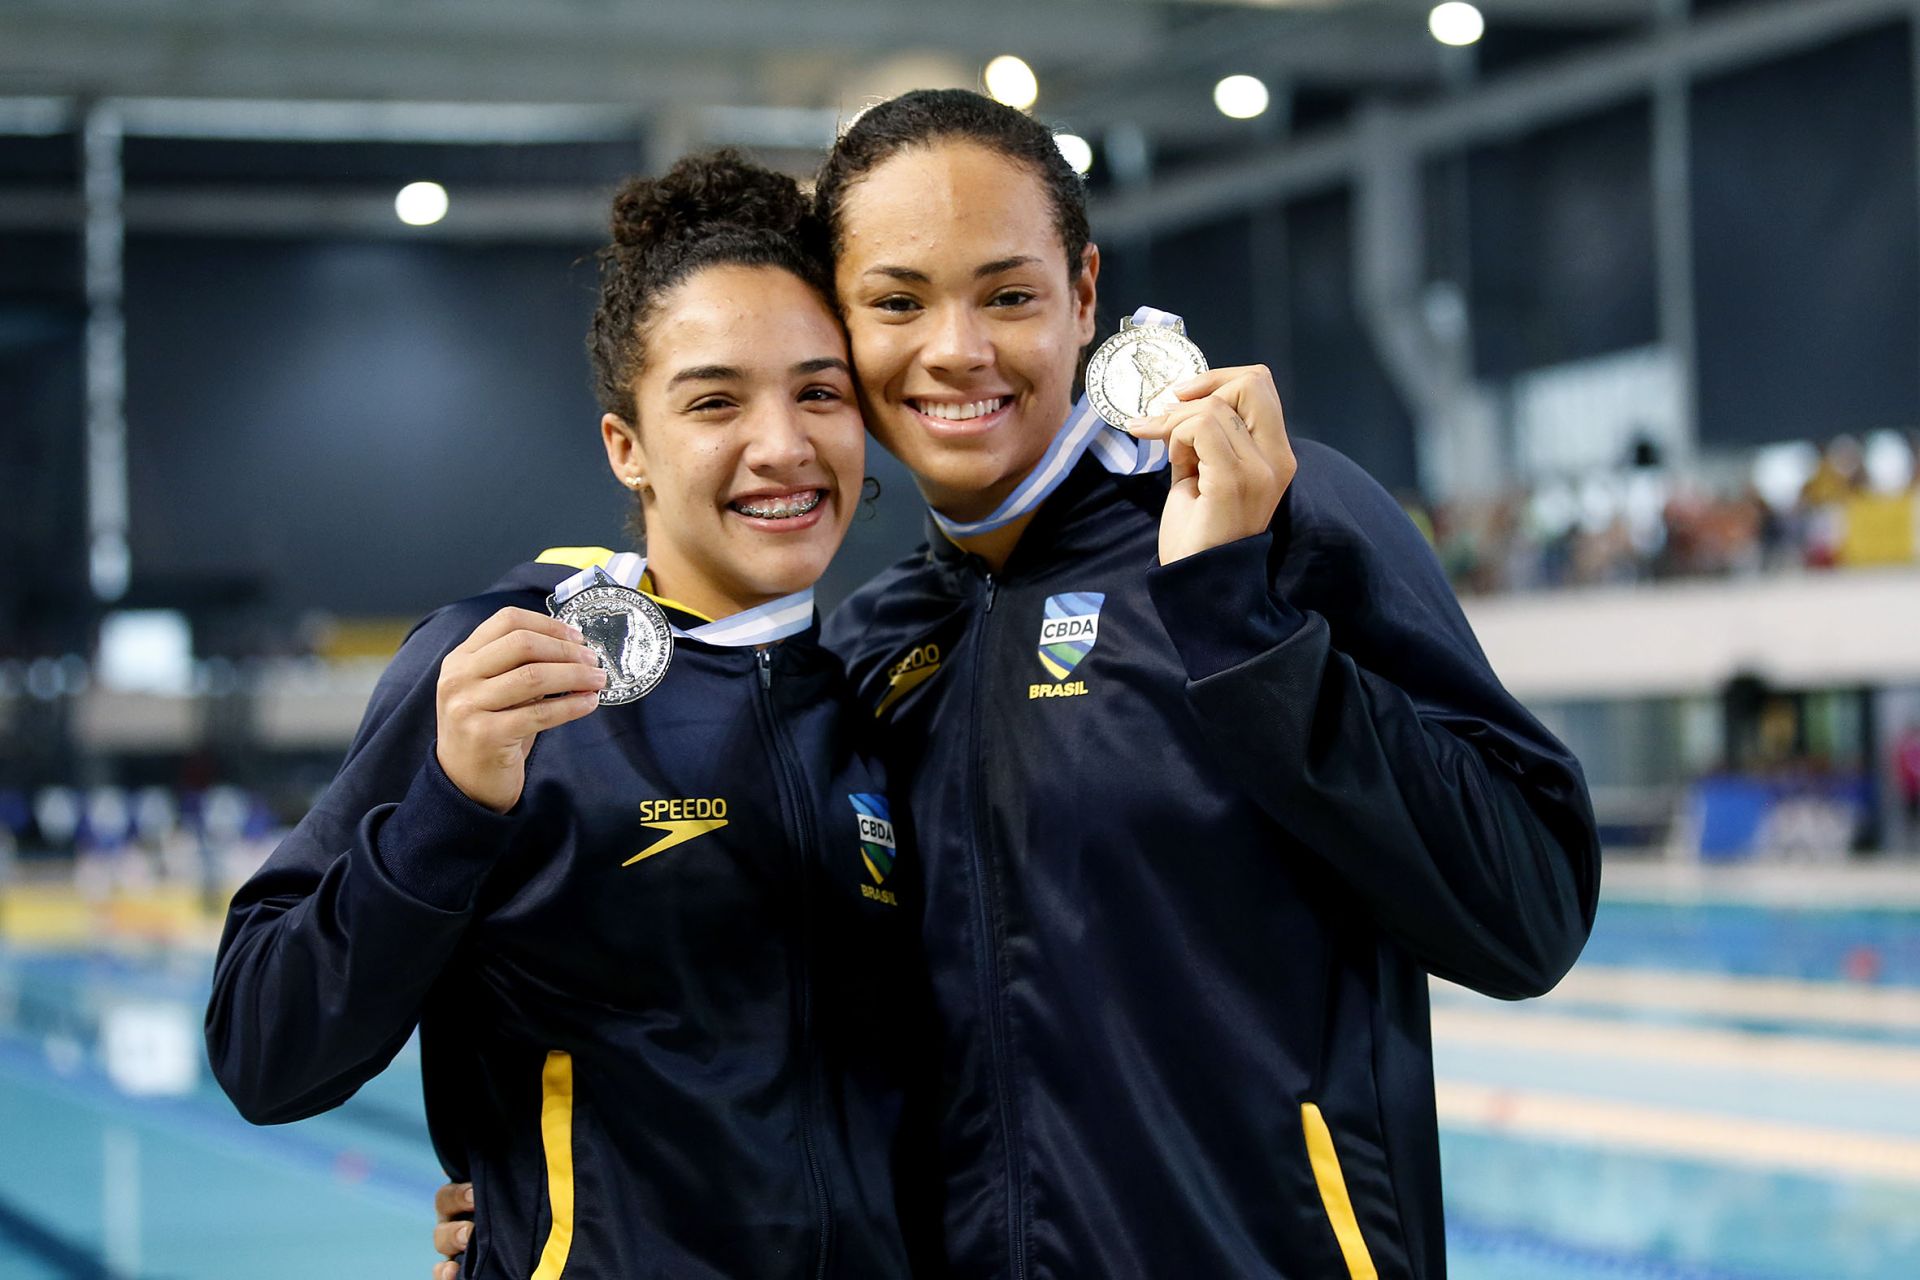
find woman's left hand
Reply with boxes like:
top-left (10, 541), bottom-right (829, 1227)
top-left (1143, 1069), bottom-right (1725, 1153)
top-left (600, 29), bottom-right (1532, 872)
top-left (1126, 363), bottom-right (1297, 565)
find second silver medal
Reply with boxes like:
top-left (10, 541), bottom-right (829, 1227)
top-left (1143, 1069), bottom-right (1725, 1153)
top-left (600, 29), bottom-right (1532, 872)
top-left (1084, 316), bottom-right (1209, 430)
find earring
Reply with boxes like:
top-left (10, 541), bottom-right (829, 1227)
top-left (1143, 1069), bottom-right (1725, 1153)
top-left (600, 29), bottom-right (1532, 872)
top-left (625, 474), bottom-right (644, 489)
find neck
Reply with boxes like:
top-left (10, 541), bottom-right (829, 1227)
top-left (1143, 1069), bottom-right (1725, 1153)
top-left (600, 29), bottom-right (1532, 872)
top-left (921, 393), bottom-right (1099, 571)
top-left (642, 556), bottom-right (787, 623)
top-left (942, 509), bottom-right (1038, 573)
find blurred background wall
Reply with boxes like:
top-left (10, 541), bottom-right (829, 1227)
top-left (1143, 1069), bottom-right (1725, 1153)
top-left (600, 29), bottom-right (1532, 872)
top-left (6, 0), bottom-right (1920, 864)
top-left (3, 3), bottom-right (1920, 1278)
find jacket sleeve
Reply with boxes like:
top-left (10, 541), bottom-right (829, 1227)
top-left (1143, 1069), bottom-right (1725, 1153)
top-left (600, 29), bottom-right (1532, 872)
top-left (1144, 446), bottom-right (1601, 999)
top-left (204, 602), bottom-right (523, 1124)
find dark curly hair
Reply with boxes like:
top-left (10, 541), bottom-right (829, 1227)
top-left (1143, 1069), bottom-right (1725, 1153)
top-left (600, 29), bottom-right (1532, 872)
top-left (588, 149), bottom-right (833, 423)
top-left (814, 89), bottom-right (1091, 283)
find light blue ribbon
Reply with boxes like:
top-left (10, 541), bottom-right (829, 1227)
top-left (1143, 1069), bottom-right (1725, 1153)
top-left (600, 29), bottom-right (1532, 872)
top-left (548, 552), bottom-right (814, 647)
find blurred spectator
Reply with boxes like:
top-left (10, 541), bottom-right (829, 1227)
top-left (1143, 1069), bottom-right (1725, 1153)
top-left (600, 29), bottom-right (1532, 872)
top-left (1434, 433), bottom-right (1918, 595)
top-left (1896, 723), bottom-right (1920, 834)
top-left (1800, 434), bottom-right (1866, 506)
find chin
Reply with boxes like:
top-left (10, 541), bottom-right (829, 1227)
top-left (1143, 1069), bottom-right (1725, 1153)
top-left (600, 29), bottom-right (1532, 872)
top-left (916, 452), bottom-right (1033, 510)
top-left (888, 420), bottom-right (1054, 506)
top-left (748, 546), bottom-right (836, 599)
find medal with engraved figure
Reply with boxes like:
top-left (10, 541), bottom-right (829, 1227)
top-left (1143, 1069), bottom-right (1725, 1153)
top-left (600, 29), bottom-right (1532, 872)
top-left (1084, 316), bottom-right (1210, 430)
top-left (548, 575), bottom-right (674, 705)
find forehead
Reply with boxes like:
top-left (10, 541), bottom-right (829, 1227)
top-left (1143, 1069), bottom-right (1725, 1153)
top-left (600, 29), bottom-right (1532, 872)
top-left (837, 142), bottom-right (1064, 276)
top-left (644, 264), bottom-right (844, 373)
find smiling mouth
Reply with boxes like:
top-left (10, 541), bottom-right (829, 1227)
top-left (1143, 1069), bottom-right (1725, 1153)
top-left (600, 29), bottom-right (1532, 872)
top-left (908, 396), bottom-right (1013, 423)
top-left (729, 489), bottom-right (825, 520)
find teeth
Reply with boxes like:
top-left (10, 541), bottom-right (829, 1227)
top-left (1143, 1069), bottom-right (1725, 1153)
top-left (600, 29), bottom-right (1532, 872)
top-left (732, 490), bottom-right (823, 519)
top-left (916, 398), bottom-right (1008, 422)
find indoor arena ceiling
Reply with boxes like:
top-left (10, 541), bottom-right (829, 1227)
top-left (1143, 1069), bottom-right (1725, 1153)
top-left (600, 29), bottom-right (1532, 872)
top-left (3, 0), bottom-right (1668, 152)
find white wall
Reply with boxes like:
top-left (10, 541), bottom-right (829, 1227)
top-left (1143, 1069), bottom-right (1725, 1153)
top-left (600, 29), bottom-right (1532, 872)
top-left (1463, 567), bottom-right (1920, 701)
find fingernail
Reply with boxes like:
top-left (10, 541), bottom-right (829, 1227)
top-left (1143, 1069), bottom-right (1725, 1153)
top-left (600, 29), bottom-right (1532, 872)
top-left (1123, 417), bottom-right (1147, 433)
top-left (459, 1223), bottom-right (473, 1246)
top-left (464, 1185), bottom-right (475, 1208)
top-left (591, 669), bottom-right (608, 686)
top-left (567, 625), bottom-right (585, 642)
top-left (1171, 377), bottom-right (1204, 395)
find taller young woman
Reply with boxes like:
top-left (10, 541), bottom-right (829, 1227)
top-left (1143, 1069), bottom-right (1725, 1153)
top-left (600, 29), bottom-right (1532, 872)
top-left (807, 90), bottom-right (1601, 1280)
top-left (207, 152), bottom-right (930, 1278)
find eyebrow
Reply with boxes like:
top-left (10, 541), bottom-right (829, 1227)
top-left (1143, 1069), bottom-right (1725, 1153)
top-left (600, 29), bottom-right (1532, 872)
top-left (865, 265), bottom-right (930, 284)
top-left (667, 364), bottom-right (741, 388)
top-left (863, 255), bottom-right (1044, 284)
top-left (974, 255), bottom-right (1042, 278)
top-left (667, 357), bottom-right (849, 388)
top-left (794, 357), bottom-right (851, 377)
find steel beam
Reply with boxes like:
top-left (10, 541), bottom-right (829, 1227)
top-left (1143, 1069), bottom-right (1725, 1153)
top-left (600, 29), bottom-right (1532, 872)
top-left (0, 0), bottom-right (1159, 104)
top-left (1651, 0), bottom-right (1699, 467)
top-left (0, 185), bottom-right (611, 242)
top-left (82, 104), bottom-right (130, 603)
top-left (1091, 0), bottom-right (1920, 239)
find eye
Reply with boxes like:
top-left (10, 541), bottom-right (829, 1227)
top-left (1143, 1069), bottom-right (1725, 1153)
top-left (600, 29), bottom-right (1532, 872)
top-left (873, 294), bottom-right (921, 314)
top-left (989, 289), bottom-right (1037, 308)
top-left (798, 385), bottom-right (844, 404)
top-left (688, 395), bottom-right (736, 413)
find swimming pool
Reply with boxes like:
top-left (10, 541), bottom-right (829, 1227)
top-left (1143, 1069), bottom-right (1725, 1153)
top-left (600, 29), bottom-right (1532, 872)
top-left (2, 889), bottom-right (1915, 1279)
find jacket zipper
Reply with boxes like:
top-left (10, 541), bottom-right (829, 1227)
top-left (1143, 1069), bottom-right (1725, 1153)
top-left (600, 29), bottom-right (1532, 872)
top-left (966, 571), bottom-right (1026, 1280)
top-left (756, 646), bottom-right (834, 1279)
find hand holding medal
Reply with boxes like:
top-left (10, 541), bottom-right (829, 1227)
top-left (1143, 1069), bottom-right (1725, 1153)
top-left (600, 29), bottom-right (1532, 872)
top-left (435, 607), bottom-right (609, 814)
top-left (1093, 326), bottom-right (1297, 565)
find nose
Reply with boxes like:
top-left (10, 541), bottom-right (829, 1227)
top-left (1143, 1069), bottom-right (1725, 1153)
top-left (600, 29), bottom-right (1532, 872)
top-left (743, 401), bottom-right (816, 474)
top-left (922, 301), bottom-right (994, 378)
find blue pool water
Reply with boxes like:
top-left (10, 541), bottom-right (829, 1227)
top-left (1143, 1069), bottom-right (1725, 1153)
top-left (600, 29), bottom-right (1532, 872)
top-left (2, 894), bottom-right (1916, 1279)
top-left (1583, 899), bottom-right (1920, 987)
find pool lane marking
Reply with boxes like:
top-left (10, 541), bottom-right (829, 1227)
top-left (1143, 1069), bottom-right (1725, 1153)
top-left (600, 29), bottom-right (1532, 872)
top-left (0, 1185), bottom-right (125, 1280)
top-left (0, 1035), bottom-right (442, 1213)
top-left (1434, 1080), bottom-right (1920, 1185)
top-left (1436, 966), bottom-right (1920, 1034)
top-left (1445, 1214), bottom-right (1784, 1280)
top-left (1432, 1005), bottom-right (1920, 1088)
top-left (1599, 861), bottom-right (1920, 909)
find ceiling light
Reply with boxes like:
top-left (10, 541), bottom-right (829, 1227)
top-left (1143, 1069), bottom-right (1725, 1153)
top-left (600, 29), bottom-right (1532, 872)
top-left (1429, 2), bottom-right (1486, 47)
top-left (1055, 132), bottom-right (1094, 175)
top-left (985, 55), bottom-right (1039, 110)
top-left (394, 181), bottom-right (448, 226)
top-left (1213, 75), bottom-right (1270, 121)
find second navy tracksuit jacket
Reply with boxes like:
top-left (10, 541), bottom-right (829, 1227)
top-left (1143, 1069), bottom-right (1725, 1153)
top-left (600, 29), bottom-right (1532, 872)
top-left (824, 440), bottom-right (1602, 1280)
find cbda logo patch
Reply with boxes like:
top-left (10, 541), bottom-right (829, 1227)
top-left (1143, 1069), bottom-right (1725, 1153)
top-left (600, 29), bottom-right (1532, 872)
top-left (1036, 592), bottom-right (1105, 681)
top-left (850, 793), bottom-right (896, 885)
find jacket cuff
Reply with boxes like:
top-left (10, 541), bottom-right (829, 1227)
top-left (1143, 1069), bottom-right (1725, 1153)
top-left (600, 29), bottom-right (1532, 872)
top-left (1147, 532), bottom-right (1307, 681)
top-left (370, 749), bottom-right (521, 912)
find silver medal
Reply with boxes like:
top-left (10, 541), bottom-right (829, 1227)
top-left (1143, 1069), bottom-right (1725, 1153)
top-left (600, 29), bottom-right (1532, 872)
top-left (548, 579), bottom-right (673, 705)
top-left (1083, 316), bottom-right (1209, 430)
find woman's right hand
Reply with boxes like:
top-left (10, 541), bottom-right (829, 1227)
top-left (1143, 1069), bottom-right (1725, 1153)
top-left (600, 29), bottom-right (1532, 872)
top-left (433, 1180), bottom-right (475, 1279)
top-left (435, 607), bottom-right (606, 813)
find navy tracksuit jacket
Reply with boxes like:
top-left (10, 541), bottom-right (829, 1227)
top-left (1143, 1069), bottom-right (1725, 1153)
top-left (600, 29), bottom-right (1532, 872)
top-left (823, 440), bottom-right (1602, 1279)
top-left (205, 562), bottom-right (927, 1279)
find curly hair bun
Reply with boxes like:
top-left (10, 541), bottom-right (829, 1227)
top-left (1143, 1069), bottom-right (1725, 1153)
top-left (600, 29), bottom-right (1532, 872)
top-left (609, 149), bottom-right (810, 251)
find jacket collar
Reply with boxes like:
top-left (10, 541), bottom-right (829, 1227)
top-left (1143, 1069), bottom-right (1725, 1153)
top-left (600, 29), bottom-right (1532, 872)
top-left (923, 452), bottom-right (1163, 584)
top-left (487, 560), bottom-right (824, 651)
